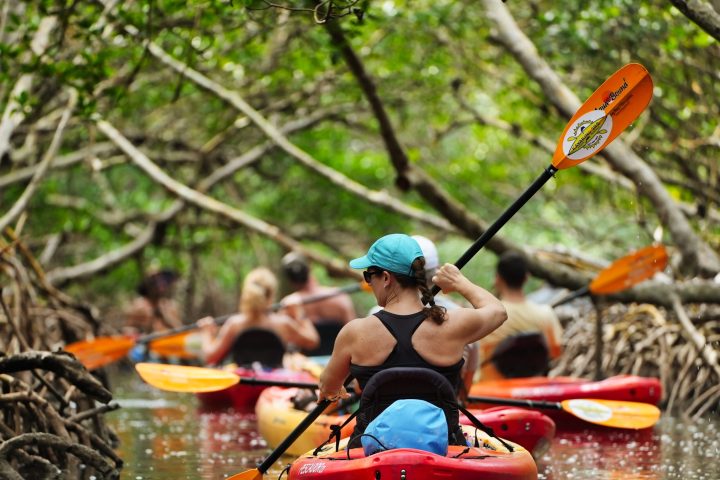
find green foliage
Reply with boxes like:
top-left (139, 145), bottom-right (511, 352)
top-left (1, 0), bottom-right (717, 315)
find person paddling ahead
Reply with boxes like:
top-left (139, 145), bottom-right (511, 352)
top-left (198, 267), bottom-right (320, 366)
top-left (318, 234), bottom-right (507, 443)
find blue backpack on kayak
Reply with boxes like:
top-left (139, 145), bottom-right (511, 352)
top-left (361, 398), bottom-right (448, 456)
top-left (312, 368), bottom-right (514, 457)
top-left (352, 367), bottom-right (472, 457)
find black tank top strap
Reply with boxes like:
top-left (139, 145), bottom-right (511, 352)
top-left (373, 310), bottom-right (427, 364)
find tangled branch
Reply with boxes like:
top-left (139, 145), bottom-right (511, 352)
top-left (245, 0), bottom-right (365, 23)
top-left (0, 232), bottom-right (121, 478)
top-left (551, 301), bottom-right (720, 418)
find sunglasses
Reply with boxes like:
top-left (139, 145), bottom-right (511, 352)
top-left (363, 270), bottom-right (384, 284)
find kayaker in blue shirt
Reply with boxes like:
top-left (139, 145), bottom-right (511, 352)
top-left (318, 233), bottom-right (506, 413)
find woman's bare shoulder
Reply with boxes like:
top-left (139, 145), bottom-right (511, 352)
top-left (260, 313), bottom-right (291, 331)
top-left (346, 314), bottom-right (378, 327)
top-left (268, 311), bottom-right (291, 322)
top-left (222, 313), bottom-right (250, 333)
top-left (330, 316), bottom-right (378, 354)
top-left (226, 313), bottom-right (247, 324)
top-left (337, 315), bottom-right (376, 337)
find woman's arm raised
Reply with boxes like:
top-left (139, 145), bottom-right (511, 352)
top-left (281, 294), bottom-right (321, 350)
top-left (432, 263), bottom-right (507, 343)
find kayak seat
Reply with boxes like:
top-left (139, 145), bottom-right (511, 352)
top-left (302, 322), bottom-right (342, 357)
top-left (491, 332), bottom-right (550, 378)
top-left (229, 327), bottom-right (286, 368)
top-left (350, 367), bottom-right (465, 448)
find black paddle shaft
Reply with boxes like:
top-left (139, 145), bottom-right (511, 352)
top-left (550, 285), bottom-right (590, 308)
top-left (256, 376), bottom-right (355, 474)
top-left (138, 315), bottom-right (231, 345)
top-left (238, 378), bottom-right (319, 389)
top-left (467, 395), bottom-right (561, 411)
top-left (430, 165), bottom-right (558, 297)
top-left (258, 398), bottom-right (332, 473)
top-left (268, 283), bottom-right (361, 312)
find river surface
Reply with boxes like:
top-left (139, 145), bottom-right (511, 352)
top-left (105, 368), bottom-right (720, 479)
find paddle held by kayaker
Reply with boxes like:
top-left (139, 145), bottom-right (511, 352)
top-left (318, 233), bottom-right (507, 410)
top-left (280, 252), bottom-right (357, 357)
top-left (198, 267), bottom-right (320, 365)
top-left (280, 252), bottom-right (357, 327)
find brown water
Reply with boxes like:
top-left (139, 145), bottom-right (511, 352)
top-left (106, 368), bottom-right (720, 479)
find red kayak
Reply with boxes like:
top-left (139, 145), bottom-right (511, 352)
top-left (196, 367), bottom-right (316, 412)
top-left (460, 406), bottom-right (555, 458)
top-left (288, 424), bottom-right (538, 480)
top-left (468, 375), bottom-right (661, 428)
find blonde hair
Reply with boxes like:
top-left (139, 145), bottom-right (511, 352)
top-left (239, 267), bottom-right (277, 318)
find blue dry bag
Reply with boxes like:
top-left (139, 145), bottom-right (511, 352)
top-left (128, 344), bottom-right (148, 363)
top-left (361, 399), bottom-right (448, 456)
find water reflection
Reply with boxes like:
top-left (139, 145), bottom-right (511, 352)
top-left (538, 428), bottom-right (659, 479)
top-left (658, 418), bottom-right (720, 480)
top-left (107, 368), bottom-right (279, 479)
top-left (197, 411), bottom-right (267, 478)
top-left (537, 417), bottom-right (720, 480)
top-left (108, 368), bottom-right (720, 479)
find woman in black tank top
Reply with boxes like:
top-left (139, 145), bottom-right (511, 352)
top-left (349, 309), bottom-right (465, 391)
top-left (318, 233), bottom-right (507, 404)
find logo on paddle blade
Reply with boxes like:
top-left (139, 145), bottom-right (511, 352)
top-left (596, 78), bottom-right (629, 111)
top-left (562, 110), bottom-right (613, 161)
top-left (566, 399), bottom-right (613, 423)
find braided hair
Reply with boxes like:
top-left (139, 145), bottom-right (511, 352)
top-left (393, 257), bottom-right (447, 325)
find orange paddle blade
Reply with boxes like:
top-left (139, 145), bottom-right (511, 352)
top-left (65, 336), bottom-right (135, 370)
top-left (147, 332), bottom-right (201, 359)
top-left (561, 398), bottom-right (660, 429)
top-left (227, 469), bottom-right (262, 480)
top-left (552, 63), bottom-right (653, 170)
top-left (135, 363), bottom-right (240, 392)
top-left (590, 244), bottom-right (668, 295)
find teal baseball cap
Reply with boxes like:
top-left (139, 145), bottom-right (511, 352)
top-left (349, 234), bottom-right (424, 276)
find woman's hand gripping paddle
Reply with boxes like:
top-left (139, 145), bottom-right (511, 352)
top-left (65, 282), bottom-right (370, 370)
top-left (467, 395), bottom-right (660, 430)
top-left (226, 378), bottom-right (355, 480)
top-left (551, 244), bottom-right (668, 307)
top-left (431, 63), bottom-right (654, 296)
